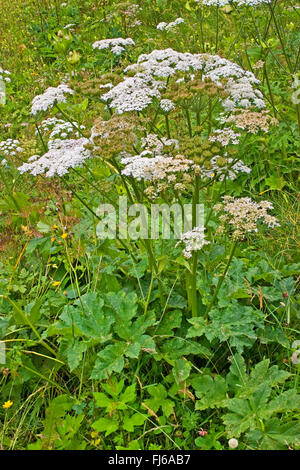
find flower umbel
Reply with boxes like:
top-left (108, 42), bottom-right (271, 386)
top-left (214, 196), bottom-right (280, 240)
top-left (176, 227), bottom-right (210, 259)
top-left (30, 84), bottom-right (74, 116)
top-left (18, 138), bottom-right (91, 177)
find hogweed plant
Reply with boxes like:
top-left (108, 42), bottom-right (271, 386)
top-left (18, 47), bottom-right (280, 318)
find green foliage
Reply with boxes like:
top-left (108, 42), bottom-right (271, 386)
top-left (189, 355), bottom-right (300, 450)
top-left (187, 304), bottom-right (264, 352)
top-left (92, 379), bottom-right (147, 439)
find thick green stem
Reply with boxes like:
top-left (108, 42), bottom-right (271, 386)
top-left (190, 175), bottom-right (200, 317)
top-left (144, 272), bottom-right (154, 315)
top-left (165, 114), bottom-right (171, 139)
top-left (192, 176), bottom-right (200, 227)
top-left (123, 175), bottom-right (164, 306)
top-left (185, 109), bottom-right (193, 137)
top-left (205, 241), bottom-right (237, 319)
top-left (143, 239), bottom-right (164, 307)
top-left (190, 254), bottom-right (198, 318)
top-left (268, 3), bottom-right (293, 73)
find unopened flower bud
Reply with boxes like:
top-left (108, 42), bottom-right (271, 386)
top-left (228, 438), bottom-right (238, 449)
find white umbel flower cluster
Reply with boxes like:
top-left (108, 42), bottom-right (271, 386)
top-left (0, 68), bottom-right (11, 83)
top-left (176, 226), bottom-right (210, 259)
top-left (159, 99), bottom-right (176, 113)
top-left (209, 128), bottom-right (241, 146)
top-left (222, 77), bottom-right (265, 111)
top-left (30, 84), bottom-right (74, 115)
top-left (103, 49), bottom-right (264, 113)
top-left (36, 117), bottom-right (85, 140)
top-left (92, 37), bottom-right (135, 55)
top-left (125, 49), bottom-right (260, 83)
top-left (38, 117), bottom-right (64, 132)
top-left (102, 73), bottom-right (163, 113)
top-left (37, 117), bottom-right (85, 140)
top-left (18, 138), bottom-right (91, 177)
top-left (49, 121), bottom-right (85, 140)
top-left (0, 139), bottom-right (23, 156)
top-left (214, 196), bottom-right (280, 239)
top-left (157, 18), bottom-right (185, 32)
top-left (121, 152), bottom-right (193, 182)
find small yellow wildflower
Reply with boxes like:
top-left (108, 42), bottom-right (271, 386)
top-left (3, 400), bottom-right (13, 409)
top-left (52, 225), bottom-right (59, 230)
top-left (90, 431), bottom-right (98, 439)
top-left (61, 233), bottom-right (68, 240)
top-left (52, 281), bottom-right (61, 287)
top-left (21, 224), bottom-right (29, 232)
top-left (51, 237), bottom-right (55, 243)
